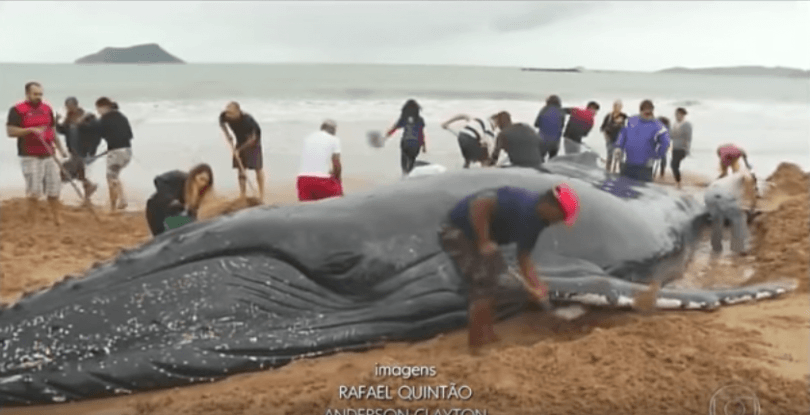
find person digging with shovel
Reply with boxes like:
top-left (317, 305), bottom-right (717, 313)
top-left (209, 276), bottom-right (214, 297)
top-left (55, 97), bottom-right (100, 199)
top-left (438, 184), bottom-right (580, 351)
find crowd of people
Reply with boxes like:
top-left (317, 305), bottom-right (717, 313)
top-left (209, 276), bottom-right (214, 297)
top-left (6, 81), bottom-right (758, 352)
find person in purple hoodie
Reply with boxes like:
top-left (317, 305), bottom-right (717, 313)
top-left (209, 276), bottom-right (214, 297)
top-left (614, 100), bottom-right (670, 182)
top-left (534, 95), bottom-right (565, 162)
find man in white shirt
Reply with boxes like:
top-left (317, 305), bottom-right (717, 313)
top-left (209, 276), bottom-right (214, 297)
top-left (703, 167), bottom-right (757, 255)
top-left (297, 119), bottom-right (343, 202)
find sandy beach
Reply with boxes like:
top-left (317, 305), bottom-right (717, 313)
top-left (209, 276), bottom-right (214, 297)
top-left (0, 164), bottom-right (807, 415)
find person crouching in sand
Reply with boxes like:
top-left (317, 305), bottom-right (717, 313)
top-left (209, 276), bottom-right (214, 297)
top-left (704, 166), bottom-right (757, 255)
top-left (161, 163), bottom-right (262, 232)
top-left (184, 163), bottom-right (215, 219)
top-left (438, 184), bottom-right (580, 350)
top-left (184, 163), bottom-right (262, 221)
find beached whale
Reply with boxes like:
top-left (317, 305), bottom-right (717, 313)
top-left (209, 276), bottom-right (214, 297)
top-left (0, 154), bottom-right (796, 406)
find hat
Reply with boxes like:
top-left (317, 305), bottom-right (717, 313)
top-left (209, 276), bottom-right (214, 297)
top-left (553, 183), bottom-right (579, 227)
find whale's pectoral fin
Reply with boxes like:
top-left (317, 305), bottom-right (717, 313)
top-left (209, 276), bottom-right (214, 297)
top-left (523, 252), bottom-right (799, 311)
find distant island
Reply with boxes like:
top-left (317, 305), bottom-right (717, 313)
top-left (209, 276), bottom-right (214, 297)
top-left (521, 66), bottom-right (584, 73)
top-left (75, 43), bottom-right (184, 64)
top-left (657, 66), bottom-right (809, 78)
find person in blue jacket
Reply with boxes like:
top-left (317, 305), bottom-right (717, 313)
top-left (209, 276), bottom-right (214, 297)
top-left (533, 95), bottom-right (565, 162)
top-left (614, 100), bottom-right (671, 182)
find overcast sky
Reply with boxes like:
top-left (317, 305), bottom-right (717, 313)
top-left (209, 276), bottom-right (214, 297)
top-left (1, 1), bottom-right (808, 71)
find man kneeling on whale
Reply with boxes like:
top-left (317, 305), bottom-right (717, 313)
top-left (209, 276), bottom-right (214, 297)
top-left (438, 184), bottom-right (580, 350)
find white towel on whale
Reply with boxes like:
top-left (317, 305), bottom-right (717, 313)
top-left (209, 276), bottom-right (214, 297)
top-left (407, 163), bottom-right (447, 178)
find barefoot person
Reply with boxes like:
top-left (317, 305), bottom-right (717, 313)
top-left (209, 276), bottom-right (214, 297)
top-left (704, 167), bottom-right (757, 255)
top-left (438, 184), bottom-right (580, 349)
top-left (5, 82), bottom-right (68, 225)
top-left (669, 108), bottom-right (692, 188)
top-left (87, 97), bottom-right (134, 212)
top-left (297, 120), bottom-right (343, 201)
top-left (716, 143), bottom-right (751, 178)
top-left (55, 97), bottom-right (99, 198)
top-left (219, 102), bottom-right (265, 200)
top-left (441, 112), bottom-right (508, 168)
top-left (385, 99), bottom-right (426, 176)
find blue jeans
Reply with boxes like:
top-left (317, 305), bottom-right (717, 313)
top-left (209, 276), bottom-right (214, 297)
top-left (620, 163), bottom-right (653, 182)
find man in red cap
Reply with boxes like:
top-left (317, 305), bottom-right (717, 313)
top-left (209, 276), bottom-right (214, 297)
top-left (438, 184), bottom-right (580, 350)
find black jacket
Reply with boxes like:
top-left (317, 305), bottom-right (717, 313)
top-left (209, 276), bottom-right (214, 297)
top-left (145, 170), bottom-right (189, 236)
top-left (55, 113), bottom-right (102, 157)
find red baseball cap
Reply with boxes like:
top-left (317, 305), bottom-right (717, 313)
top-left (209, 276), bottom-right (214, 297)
top-left (553, 183), bottom-right (579, 227)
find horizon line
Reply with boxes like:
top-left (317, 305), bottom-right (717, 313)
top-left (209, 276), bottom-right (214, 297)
top-left (1, 61), bottom-right (808, 73)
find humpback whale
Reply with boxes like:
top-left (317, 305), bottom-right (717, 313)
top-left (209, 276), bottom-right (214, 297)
top-left (0, 153), bottom-right (795, 406)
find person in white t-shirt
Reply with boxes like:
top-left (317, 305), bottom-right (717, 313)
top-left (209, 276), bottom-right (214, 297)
top-left (297, 119), bottom-right (343, 201)
top-left (703, 167), bottom-right (757, 255)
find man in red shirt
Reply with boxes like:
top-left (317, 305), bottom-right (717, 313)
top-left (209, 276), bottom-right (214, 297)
top-left (562, 101), bottom-right (600, 155)
top-left (6, 82), bottom-right (68, 225)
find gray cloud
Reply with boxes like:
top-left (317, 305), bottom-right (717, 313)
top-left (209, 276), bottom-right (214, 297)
top-left (0, 1), bottom-right (807, 71)
top-left (489, 1), bottom-right (608, 33)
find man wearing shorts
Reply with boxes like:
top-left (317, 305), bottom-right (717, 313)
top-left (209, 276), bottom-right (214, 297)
top-left (438, 184), bottom-right (580, 350)
top-left (297, 120), bottom-right (343, 201)
top-left (6, 82), bottom-right (68, 225)
top-left (716, 143), bottom-right (751, 178)
top-left (219, 102), bottom-right (265, 201)
top-left (94, 97), bottom-right (134, 211)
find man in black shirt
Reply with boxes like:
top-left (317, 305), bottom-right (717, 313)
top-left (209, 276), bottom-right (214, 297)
top-left (219, 102), bottom-right (265, 200)
top-left (490, 123), bottom-right (543, 168)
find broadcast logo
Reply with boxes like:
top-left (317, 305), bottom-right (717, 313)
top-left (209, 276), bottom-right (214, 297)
top-left (709, 384), bottom-right (760, 415)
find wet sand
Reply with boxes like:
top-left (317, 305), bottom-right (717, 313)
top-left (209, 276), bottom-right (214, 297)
top-left (1, 166), bottom-right (808, 415)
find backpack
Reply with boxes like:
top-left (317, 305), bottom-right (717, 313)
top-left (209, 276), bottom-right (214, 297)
top-left (400, 116), bottom-right (422, 146)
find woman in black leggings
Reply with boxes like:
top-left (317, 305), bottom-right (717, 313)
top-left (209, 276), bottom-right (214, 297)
top-left (385, 99), bottom-right (426, 175)
top-left (656, 116), bottom-right (671, 178)
top-left (669, 108), bottom-right (692, 188)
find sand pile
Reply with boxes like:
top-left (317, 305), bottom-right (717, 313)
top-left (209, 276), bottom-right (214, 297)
top-left (747, 162), bottom-right (810, 292)
top-left (764, 162), bottom-right (810, 197)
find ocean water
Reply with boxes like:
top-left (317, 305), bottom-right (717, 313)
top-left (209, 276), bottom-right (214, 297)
top-left (1, 63), bottom-right (808, 204)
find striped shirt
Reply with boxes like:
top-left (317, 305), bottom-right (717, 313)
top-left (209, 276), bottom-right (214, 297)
top-left (460, 117), bottom-right (496, 151)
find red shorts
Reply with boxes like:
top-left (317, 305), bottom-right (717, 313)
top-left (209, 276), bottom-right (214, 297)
top-left (297, 176), bottom-right (343, 201)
